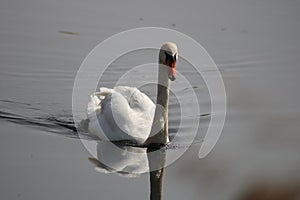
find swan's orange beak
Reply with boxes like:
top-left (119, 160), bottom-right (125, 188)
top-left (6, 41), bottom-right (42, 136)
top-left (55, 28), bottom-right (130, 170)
top-left (167, 60), bottom-right (176, 81)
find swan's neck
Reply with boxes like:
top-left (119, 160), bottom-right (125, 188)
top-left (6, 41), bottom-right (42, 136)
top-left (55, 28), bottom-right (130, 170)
top-left (157, 64), bottom-right (170, 109)
top-left (145, 64), bottom-right (170, 145)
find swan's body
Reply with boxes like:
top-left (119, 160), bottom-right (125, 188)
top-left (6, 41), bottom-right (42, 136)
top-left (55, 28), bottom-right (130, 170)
top-left (87, 86), bottom-right (156, 144)
top-left (86, 42), bottom-right (178, 144)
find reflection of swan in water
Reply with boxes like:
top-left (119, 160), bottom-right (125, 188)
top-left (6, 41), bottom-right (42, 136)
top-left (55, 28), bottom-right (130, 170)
top-left (88, 141), bottom-right (166, 200)
top-left (86, 42), bottom-right (178, 145)
top-left (88, 141), bottom-right (149, 177)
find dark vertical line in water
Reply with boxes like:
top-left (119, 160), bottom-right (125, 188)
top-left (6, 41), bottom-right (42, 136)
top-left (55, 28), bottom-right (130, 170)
top-left (149, 167), bottom-right (165, 200)
top-left (147, 146), bottom-right (166, 200)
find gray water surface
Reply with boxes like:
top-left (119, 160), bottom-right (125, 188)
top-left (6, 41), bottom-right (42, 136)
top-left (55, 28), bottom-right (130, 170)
top-left (1, 0), bottom-right (300, 199)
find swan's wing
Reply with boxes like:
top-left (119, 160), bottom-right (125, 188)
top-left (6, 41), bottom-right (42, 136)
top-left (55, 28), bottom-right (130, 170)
top-left (88, 86), bottom-right (155, 143)
top-left (113, 86), bottom-right (136, 102)
top-left (100, 91), bottom-right (132, 134)
top-left (114, 86), bottom-right (155, 130)
top-left (114, 86), bottom-right (154, 112)
top-left (129, 89), bottom-right (155, 112)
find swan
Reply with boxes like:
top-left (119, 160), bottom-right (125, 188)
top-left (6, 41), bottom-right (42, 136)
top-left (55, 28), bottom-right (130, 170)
top-left (86, 42), bottom-right (178, 145)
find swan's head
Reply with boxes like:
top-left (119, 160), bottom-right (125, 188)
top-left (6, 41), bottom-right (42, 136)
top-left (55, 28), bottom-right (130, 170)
top-left (159, 42), bottom-right (178, 81)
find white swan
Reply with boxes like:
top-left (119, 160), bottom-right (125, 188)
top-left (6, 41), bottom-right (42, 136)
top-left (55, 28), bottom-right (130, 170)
top-left (86, 42), bottom-right (178, 144)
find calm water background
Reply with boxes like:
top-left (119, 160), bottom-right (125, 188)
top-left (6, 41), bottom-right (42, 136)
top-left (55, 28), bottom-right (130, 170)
top-left (1, 0), bottom-right (300, 199)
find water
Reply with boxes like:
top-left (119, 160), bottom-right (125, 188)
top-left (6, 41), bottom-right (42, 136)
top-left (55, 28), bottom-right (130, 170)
top-left (1, 0), bottom-right (300, 199)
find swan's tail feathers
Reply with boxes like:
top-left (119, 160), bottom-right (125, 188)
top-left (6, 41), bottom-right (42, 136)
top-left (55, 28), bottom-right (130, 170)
top-left (86, 94), bottom-right (101, 116)
top-left (87, 87), bottom-right (113, 116)
top-left (95, 87), bottom-right (114, 100)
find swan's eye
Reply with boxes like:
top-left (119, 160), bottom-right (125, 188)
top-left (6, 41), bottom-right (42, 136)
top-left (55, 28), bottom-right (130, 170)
top-left (165, 51), bottom-right (175, 63)
top-left (173, 53), bottom-right (177, 61)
